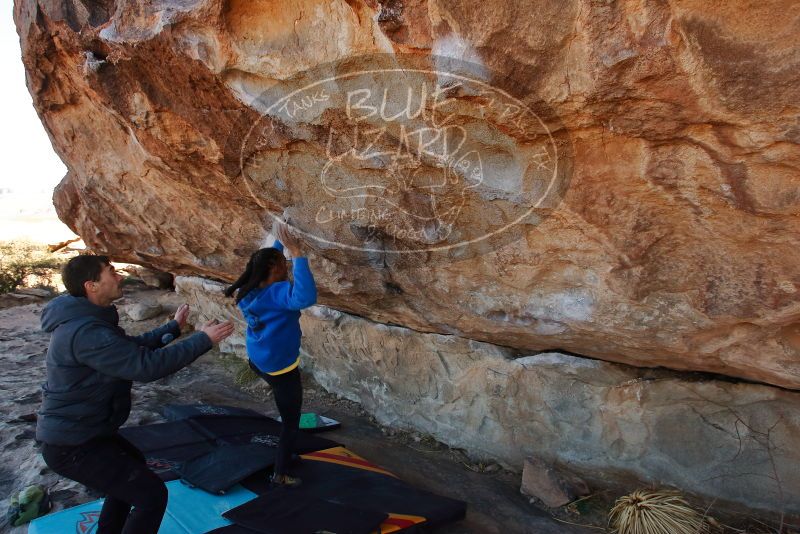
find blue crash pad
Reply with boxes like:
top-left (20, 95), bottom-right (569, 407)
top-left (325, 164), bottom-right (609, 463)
top-left (28, 480), bottom-right (256, 533)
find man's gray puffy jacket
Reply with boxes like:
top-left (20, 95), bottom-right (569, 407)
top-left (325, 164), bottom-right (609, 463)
top-left (36, 295), bottom-right (213, 446)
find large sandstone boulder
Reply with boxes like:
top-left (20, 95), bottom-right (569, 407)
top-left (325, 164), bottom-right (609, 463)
top-left (14, 0), bottom-right (800, 388)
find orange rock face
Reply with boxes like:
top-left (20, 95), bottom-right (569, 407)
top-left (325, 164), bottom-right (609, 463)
top-left (15, 0), bottom-right (800, 388)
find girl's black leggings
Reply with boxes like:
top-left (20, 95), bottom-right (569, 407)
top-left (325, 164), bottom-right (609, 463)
top-left (249, 361), bottom-right (303, 476)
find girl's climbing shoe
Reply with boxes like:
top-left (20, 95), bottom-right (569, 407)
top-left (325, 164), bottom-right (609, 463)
top-left (270, 473), bottom-right (302, 488)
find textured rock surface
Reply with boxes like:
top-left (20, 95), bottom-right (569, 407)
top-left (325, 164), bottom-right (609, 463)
top-left (124, 265), bottom-right (175, 289)
top-left (14, 2), bottom-right (800, 386)
top-left (176, 276), bottom-right (246, 356)
top-left (123, 301), bottom-right (162, 321)
top-left (176, 276), bottom-right (800, 516)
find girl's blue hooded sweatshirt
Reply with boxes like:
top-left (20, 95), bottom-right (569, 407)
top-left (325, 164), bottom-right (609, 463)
top-left (238, 242), bottom-right (317, 373)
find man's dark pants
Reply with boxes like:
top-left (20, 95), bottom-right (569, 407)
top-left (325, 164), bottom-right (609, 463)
top-left (41, 434), bottom-right (167, 534)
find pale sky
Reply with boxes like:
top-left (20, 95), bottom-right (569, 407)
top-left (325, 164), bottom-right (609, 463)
top-left (1, 5), bottom-right (67, 195)
top-left (0, 6), bottom-right (74, 241)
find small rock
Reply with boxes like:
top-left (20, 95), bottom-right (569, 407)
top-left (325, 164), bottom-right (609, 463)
top-left (126, 302), bottom-right (163, 321)
top-left (14, 429), bottom-right (35, 441)
top-left (157, 291), bottom-right (183, 314)
top-left (483, 462), bottom-right (501, 473)
top-left (15, 287), bottom-right (53, 298)
top-left (7, 293), bottom-right (37, 301)
top-left (521, 456), bottom-right (589, 508)
top-left (49, 489), bottom-right (77, 503)
top-left (9, 413), bottom-right (37, 423)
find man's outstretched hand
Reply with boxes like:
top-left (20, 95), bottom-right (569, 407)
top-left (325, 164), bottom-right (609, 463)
top-left (174, 304), bottom-right (190, 328)
top-left (200, 320), bottom-right (235, 344)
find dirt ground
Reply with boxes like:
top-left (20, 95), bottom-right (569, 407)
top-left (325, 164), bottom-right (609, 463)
top-left (0, 285), bottom-right (599, 534)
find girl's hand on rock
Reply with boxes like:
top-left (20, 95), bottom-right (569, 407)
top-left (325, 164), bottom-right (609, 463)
top-left (275, 221), bottom-right (303, 257)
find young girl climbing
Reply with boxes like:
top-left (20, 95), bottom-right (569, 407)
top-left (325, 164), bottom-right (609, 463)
top-left (225, 222), bottom-right (317, 487)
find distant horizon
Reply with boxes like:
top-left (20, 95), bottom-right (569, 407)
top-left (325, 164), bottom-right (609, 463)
top-left (1, 6), bottom-right (72, 242)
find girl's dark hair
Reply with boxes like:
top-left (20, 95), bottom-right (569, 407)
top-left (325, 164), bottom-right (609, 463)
top-left (225, 248), bottom-right (285, 303)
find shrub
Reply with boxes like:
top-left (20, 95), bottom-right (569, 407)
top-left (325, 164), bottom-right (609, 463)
top-left (218, 353), bottom-right (262, 387)
top-left (0, 241), bottom-right (67, 294)
top-left (609, 489), bottom-right (716, 534)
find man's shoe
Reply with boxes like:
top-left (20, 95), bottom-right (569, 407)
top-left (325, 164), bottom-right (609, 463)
top-left (270, 473), bottom-right (302, 488)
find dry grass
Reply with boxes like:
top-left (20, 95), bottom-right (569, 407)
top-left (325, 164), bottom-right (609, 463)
top-left (217, 353), bottom-right (260, 386)
top-left (609, 489), bottom-right (717, 534)
top-left (0, 240), bottom-right (67, 294)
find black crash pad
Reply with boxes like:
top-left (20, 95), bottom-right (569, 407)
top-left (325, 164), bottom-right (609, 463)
top-left (176, 443), bottom-right (277, 495)
top-left (222, 487), bottom-right (388, 534)
top-left (240, 446), bottom-right (466, 532)
top-left (164, 404), bottom-right (265, 421)
top-left (120, 414), bottom-right (339, 486)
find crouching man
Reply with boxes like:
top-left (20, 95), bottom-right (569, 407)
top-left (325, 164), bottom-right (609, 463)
top-left (37, 255), bottom-right (234, 533)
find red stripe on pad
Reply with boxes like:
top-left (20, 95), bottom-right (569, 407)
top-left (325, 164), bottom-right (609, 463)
top-left (305, 451), bottom-right (389, 472)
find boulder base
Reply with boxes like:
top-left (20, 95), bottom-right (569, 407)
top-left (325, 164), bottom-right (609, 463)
top-left (176, 276), bottom-right (800, 516)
